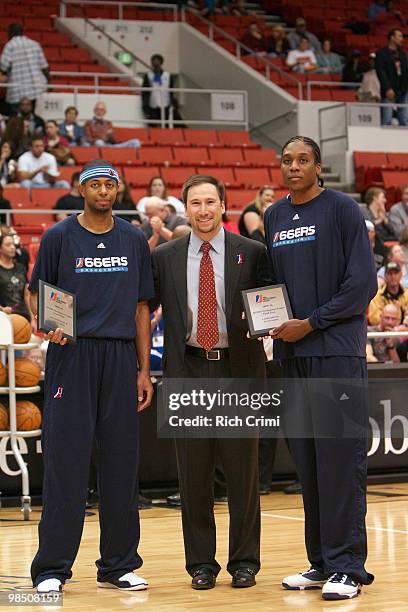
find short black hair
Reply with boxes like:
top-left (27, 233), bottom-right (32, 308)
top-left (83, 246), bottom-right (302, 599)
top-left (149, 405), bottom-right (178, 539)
top-left (64, 106), bottom-right (78, 116)
top-left (151, 54), bottom-right (164, 64)
top-left (71, 172), bottom-right (81, 186)
top-left (388, 28), bottom-right (402, 40)
top-left (281, 136), bottom-right (324, 187)
top-left (81, 159), bottom-right (115, 173)
top-left (30, 136), bottom-right (44, 146)
top-left (45, 119), bottom-right (58, 127)
top-left (8, 23), bottom-right (23, 38)
top-left (182, 174), bottom-right (225, 205)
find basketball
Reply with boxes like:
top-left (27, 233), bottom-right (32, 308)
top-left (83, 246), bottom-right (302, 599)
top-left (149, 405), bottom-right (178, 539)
top-left (0, 402), bottom-right (8, 430)
top-left (0, 362), bottom-right (7, 386)
top-left (16, 401), bottom-right (41, 431)
top-left (13, 358), bottom-right (41, 387)
top-left (9, 314), bottom-right (32, 344)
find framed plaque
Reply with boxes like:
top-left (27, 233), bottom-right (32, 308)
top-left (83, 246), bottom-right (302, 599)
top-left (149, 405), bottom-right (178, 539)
top-left (242, 284), bottom-right (293, 339)
top-left (38, 281), bottom-right (76, 343)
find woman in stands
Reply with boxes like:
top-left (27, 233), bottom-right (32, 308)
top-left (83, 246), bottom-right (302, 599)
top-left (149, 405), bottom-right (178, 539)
top-left (0, 142), bottom-right (18, 187)
top-left (2, 117), bottom-right (30, 159)
top-left (113, 179), bottom-right (141, 225)
top-left (136, 176), bottom-right (184, 214)
top-left (0, 230), bottom-right (33, 327)
top-left (238, 185), bottom-right (275, 241)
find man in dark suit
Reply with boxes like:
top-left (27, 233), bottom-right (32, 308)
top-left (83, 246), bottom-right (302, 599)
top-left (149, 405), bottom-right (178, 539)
top-left (151, 174), bottom-right (269, 590)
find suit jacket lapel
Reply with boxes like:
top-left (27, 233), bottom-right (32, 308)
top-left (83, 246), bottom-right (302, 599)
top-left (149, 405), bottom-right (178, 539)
top-left (170, 234), bottom-right (189, 332)
top-left (225, 232), bottom-right (244, 321)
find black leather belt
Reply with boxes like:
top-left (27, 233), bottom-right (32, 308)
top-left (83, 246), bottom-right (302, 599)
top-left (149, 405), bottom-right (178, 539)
top-left (185, 345), bottom-right (229, 361)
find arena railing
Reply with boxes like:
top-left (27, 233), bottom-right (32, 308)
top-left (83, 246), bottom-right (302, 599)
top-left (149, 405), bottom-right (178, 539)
top-left (60, 0), bottom-right (179, 21)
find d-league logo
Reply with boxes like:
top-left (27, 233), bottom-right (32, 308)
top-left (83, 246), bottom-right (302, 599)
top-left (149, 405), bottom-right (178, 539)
top-left (273, 225), bottom-right (316, 248)
top-left (53, 387), bottom-right (63, 399)
top-left (75, 256), bottom-right (128, 273)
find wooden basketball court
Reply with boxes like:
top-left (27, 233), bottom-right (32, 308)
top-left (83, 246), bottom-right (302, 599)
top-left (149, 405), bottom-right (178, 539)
top-left (1, 483), bottom-right (407, 610)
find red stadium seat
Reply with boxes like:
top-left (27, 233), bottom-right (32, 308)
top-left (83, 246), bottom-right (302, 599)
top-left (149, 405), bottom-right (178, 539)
top-left (71, 147), bottom-right (100, 165)
top-left (28, 242), bottom-right (41, 264)
top-left (200, 167), bottom-right (235, 185)
top-left (123, 167), bottom-right (160, 187)
top-left (183, 129), bottom-right (219, 146)
top-left (386, 153), bottom-right (408, 170)
top-left (150, 128), bottom-right (185, 146)
top-left (114, 128), bottom-right (150, 143)
top-left (243, 148), bottom-right (279, 167)
top-left (209, 149), bottom-right (244, 166)
top-left (353, 151), bottom-right (388, 192)
top-left (217, 130), bottom-right (257, 148)
top-left (130, 189), bottom-right (146, 204)
top-left (234, 168), bottom-right (271, 188)
top-left (228, 189), bottom-right (257, 208)
top-left (138, 147), bottom-right (173, 166)
top-left (3, 188), bottom-right (30, 208)
top-left (160, 167), bottom-right (197, 187)
top-left (57, 166), bottom-right (82, 183)
top-left (31, 189), bottom-right (69, 208)
top-left (173, 147), bottom-right (210, 166)
top-left (100, 148), bottom-right (138, 165)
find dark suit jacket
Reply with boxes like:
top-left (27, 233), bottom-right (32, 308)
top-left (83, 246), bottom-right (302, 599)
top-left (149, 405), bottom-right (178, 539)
top-left (375, 46), bottom-right (408, 97)
top-left (151, 230), bottom-right (270, 378)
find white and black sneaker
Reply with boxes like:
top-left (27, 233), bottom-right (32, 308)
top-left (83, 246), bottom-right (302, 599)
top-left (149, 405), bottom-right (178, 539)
top-left (37, 578), bottom-right (63, 593)
top-left (282, 567), bottom-right (326, 590)
top-left (322, 573), bottom-right (361, 600)
top-left (97, 572), bottom-right (148, 591)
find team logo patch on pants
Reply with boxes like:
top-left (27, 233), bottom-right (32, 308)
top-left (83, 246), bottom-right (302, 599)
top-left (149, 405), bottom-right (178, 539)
top-left (53, 387), bottom-right (64, 399)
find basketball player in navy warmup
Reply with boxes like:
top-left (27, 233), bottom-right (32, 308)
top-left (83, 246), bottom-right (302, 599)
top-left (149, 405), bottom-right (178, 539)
top-left (29, 160), bottom-right (154, 594)
top-left (264, 137), bottom-right (376, 600)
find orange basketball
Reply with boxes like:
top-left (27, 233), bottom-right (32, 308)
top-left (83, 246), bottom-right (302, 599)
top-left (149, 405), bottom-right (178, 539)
top-left (0, 362), bottom-right (7, 386)
top-left (13, 358), bottom-right (41, 387)
top-left (9, 314), bottom-right (32, 344)
top-left (0, 402), bottom-right (8, 430)
top-left (16, 401), bottom-right (41, 431)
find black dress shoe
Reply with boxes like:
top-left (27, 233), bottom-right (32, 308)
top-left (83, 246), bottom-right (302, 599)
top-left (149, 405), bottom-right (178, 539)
top-left (166, 492), bottom-right (181, 507)
top-left (231, 568), bottom-right (256, 588)
top-left (284, 481), bottom-right (302, 495)
top-left (138, 494), bottom-right (152, 509)
top-left (259, 486), bottom-right (271, 495)
top-left (191, 569), bottom-right (216, 590)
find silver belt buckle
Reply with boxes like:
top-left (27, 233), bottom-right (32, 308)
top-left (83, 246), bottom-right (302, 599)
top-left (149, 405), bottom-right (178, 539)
top-left (206, 349), bottom-right (221, 361)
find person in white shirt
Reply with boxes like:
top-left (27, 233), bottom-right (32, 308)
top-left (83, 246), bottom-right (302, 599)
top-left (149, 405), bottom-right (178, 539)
top-left (137, 175), bottom-right (184, 214)
top-left (286, 37), bottom-right (318, 73)
top-left (17, 137), bottom-right (70, 189)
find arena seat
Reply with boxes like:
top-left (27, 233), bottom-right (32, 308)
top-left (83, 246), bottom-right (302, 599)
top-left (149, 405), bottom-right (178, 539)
top-left (173, 147), bottom-right (210, 166)
top-left (217, 130), bottom-right (258, 148)
top-left (209, 148), bottom-right (245, 166)
top-left (58, 166), bottom-right (82, 183)
top-left (31, 189), bottom-right (68, 209)
top-left (183, 129), bottom-right (219, 146)
top-left (3, 188), bottom-right (31, 209)
top-left (234, 168), bottom-right (271, 188)
top-left (138, 147), bottom-right (173, 166)
top-left (114, 128), bottom-right (150, 144)
top-left (71, 147), bottom-right (100, 165)
top-left (200, 167), bottom-right (235, 185)
top-left (243, 148), bottom-right (279, 167)
top-left (100, 148), bottom-right (138, 165)
top-left (228, 189), bottom-right (257, 208)
top-left (150, 128), bottom-right (185, 146)
top-left (161, 167), bottom-right (197, 187)
top-left (386, 153), bottom-right (408, 171)
top-left (123, 167), bottom-right (161, 187)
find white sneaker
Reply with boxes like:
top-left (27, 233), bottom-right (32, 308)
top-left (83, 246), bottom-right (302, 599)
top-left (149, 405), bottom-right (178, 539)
top-left (37, 578), bottom-right (63, 593)
top-left (282, 567), bottom-right (326, 590)
top-left (97, 572), bottom-right (148, 591)
top-left (322, 573), bottom-right (361, 600)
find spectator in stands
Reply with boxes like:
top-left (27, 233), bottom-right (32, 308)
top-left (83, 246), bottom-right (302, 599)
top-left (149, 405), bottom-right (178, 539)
top-left (83, 101), bottom-right (141, 148)
top-left (142, 54), bottom-right (181, 125)
top-left (267, 25), bottom-right (290, 58)
top-left (378, 243), bottom-right (408, 287)
top-left (389, 184), bottom-right (408, 238)
top-left (137, 176), bottom-right (184, 214)
top-left (0, 187), bottom-right (11, 225)
top-left (315, 40), bottom-right (342, 74)
top-left (3, 226), bottom-right (29, 271)
top-left (363, 186), bottom-right (397, 241)
top-left (238, 185), bottom-right (274, 240)
top-left (0, 231), bottom-right (33, 326)
top-left (368, 0), bottom-right (387, 20)
top-left (54, 172), bottom-right (84, 222)
top-left (113, 179), bottom-right (138, 223)
top-left (2, 116), bottom-right (30, 159)
top-left (17, 137), bottom-right (70, 190)
top-left (0, 142), bottom-right (18, 187)
top-left (287, 17), bottom-right (321, 53)
top-left (15, 96), bottom-right (45, 137)
top-left (358, 53), bottom-right (381, 102)
top-left (342, 50), bottom-right (364, 83)
top-left (366, 219), bottom-right (387, 270)
top-left (0, 24), bottom-right (49, 112)
top-left (286, 37), bottom-right (318, 73)
top-left (375, 28), bottom-right (408, 126)
top-left (368, 261), bottom-right (408, 324)
top-left (44, 120), bottom-right (75, 166)
top-left (366, 303), bottom-right (404, 362)
top-left (59, 106), bottom-right (84, 146)
top-left (230, 0), bottom-right (248, 17)
top-left (141, 196), bottom-right (186, 250)
top-left (240, 22), bottom-right (267, 55)
top-left (400, 223), bottom-right (408, 263)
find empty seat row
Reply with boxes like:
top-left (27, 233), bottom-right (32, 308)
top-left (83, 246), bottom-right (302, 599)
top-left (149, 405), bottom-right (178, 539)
top-left (354, 151), bottom-right (408, 193)
top-left (112, 128), bottom-right (260, 148)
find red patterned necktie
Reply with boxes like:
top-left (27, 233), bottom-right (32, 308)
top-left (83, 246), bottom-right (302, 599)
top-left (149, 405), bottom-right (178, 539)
top-left (197, 241), bottom-right (219, 352)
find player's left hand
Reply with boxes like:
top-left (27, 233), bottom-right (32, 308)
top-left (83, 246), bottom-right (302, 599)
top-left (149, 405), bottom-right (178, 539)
top-left (137, 371), bottom-right (154, 412)
top-left (270, 318), bottom-right (313, 342)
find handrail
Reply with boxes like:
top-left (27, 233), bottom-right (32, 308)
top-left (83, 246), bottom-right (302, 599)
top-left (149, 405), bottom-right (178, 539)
top-left (60, 0), bottom-right (179, 21)
top-left (182, 7), bottom-right (303, 100)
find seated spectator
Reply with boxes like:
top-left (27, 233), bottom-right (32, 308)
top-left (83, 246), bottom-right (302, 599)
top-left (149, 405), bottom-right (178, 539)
top-left (17, 137), bottom-right (70, 190)
top-left (368, 261), bottom-right (408, 325)
top-left (342, 50), bottom-right (364, 83)
top-left (389, 184), bottom-right (408, 238)
top-left (288, 18), bottom-right (321, 53)
top-left (44, 120), bottom-right (75, 166)
top-left (0, 186), bottom-right (11, 224)
top-left (368, 0), bottom-right (387, 20)
top-left (0, 141), bottom-right (18, 186)
top-left (113, 179), bottom-right (138, 224)
top-left (366, 303), bottom-right (405, 362)
top-left (141, 196), bottom-right (187, 250)
top-left (400, 223), bottom-right (408, 263)
top-left (14, 97), bottom-right (45, 137)
top-left (2, 116), bottom-right (30, 158)
top-left (238, 186), bottom-right (275, 240)
top-left (230, 0), bottom-right (247, 17)
top-left (240, 22), bottom-right (267, 55)
top-left (59, 106), bottom-right (84, 146)
top-left (366, 219), bottom-right (387, 270)
top-left (286, 38), bottom-right (317, 73)
top-left (142, 54), bottom-right (181, 124)
top-left (84, 101), bottom-right (141, 148)
top-left (362, 187), bottom-right (397, 241)
top-left (0, 231), bottom-right (33, 326)
top-left (267, 25), bottom-right (290, 58)
top-left (316, 40), bottom-right (342, 74)
top-left (358, 53), bottom-right (381, 102)
top-left (378, 244), bottom-right (408, 287)
top-left (137, 176), bottom-right (184, 214)
top-left (54, 172), bottom-right (83, 222)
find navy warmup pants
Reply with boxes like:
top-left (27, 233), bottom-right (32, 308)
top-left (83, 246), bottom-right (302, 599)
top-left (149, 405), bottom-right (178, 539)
top-left (31, 339), bottom-right (142, 586)
top-left (282, 356), bottom-right (374, 586)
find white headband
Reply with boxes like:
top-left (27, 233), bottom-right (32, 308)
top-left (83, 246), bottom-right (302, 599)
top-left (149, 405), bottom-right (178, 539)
top-left (79, 166), bottom-right (120, 185)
